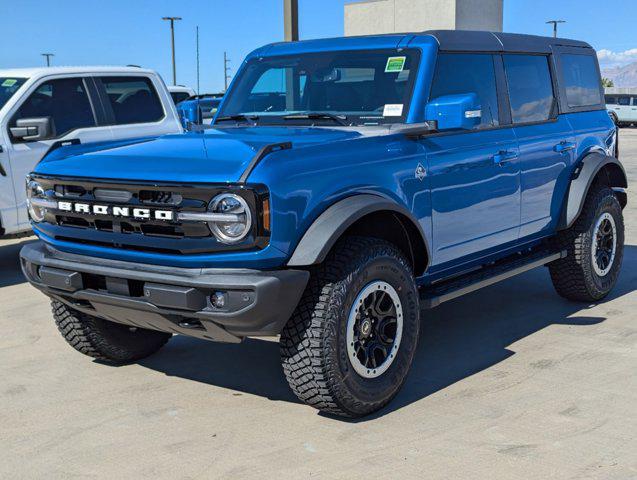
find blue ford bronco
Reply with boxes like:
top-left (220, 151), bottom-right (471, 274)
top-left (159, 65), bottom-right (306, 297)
top-left (21, 31), bottom-right (627, 417)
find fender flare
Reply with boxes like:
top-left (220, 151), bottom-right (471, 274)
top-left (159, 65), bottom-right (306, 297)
top-left (287, 194), bottom-right (429, 269)
top-left (559, 153), bottom-right (628, 230)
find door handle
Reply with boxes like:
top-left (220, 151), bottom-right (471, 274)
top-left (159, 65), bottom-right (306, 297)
top-left (492, 150), bottom-right (518, 165)
top-left (554, 141), bottom-right (576, 153)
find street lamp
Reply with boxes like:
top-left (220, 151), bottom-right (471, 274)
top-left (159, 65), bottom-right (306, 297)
top-left (162, 16), bottom-right (182, 85)
top-left (41, 53), bottom-right (54, 67)
top-left (546, 20), bottom-right (566, 38)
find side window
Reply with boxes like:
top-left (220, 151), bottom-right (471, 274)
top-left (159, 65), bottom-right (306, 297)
top-left (633, 98), bottom-right (637, 106)
top-left (604, 96), bottom-right (617, 105)
top-left (10, 77), bottom-right (95, 140)
top-left (99, 77), bottom-right (164, 125)
top-left (430, 53), bottom-right (499, 128)
top-left (504, 54), bottom-right (555, 124)
top-left (618, 96), bottom-right (631, 106)
top-left (170, 91), bottom-right (191, 104)
top-left (559, 54), bottom-right (602, 108)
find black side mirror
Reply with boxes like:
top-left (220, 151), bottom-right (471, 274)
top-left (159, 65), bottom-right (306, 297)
top-left (10, 117), bottom-right (54, 142)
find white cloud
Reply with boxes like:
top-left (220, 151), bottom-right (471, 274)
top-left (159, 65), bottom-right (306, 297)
top-left (597, 48), bottom-right (637, 68)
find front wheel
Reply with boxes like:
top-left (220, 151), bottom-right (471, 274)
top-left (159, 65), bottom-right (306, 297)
top-left (52, 301), bottom-right (172, 364)
top-left (280, 237), bottom-right (420, 417)
top-left (549, 186), bottom-right (624, 302)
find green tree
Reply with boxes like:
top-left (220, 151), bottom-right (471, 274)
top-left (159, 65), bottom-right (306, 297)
top-left (602, 77), bottom-right (615, 88)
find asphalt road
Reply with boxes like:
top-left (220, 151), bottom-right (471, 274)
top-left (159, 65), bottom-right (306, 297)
top-left (1, 131), bottom-right (636, 479)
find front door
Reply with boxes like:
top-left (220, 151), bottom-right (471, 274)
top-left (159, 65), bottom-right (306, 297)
top-left (4, 76), bottom-right (112, 229)
top-left (424, 52), bottom-right (521, 269)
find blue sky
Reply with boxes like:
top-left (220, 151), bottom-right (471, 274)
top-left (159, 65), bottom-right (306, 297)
top-left (1, 0), bottom-right (635, 92)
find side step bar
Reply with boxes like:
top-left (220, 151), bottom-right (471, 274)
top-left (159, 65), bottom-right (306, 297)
top-left (420, 249), bottom-right (567, 309)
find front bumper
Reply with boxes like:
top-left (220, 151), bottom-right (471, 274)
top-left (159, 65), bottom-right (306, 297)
top-left (21, 242), bottom-right (309, 343)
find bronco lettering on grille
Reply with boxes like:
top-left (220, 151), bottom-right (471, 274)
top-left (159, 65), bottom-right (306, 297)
top-left (57, 201), bottom-right (175, 221)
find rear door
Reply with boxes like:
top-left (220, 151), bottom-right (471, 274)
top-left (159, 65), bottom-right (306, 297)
top-left (503, 53), bottom-right (575, 238)
top-left (5, 75), bottom-right (112, 228)
top-left (423, 53), bottom-right (521, 268)
top-left (94, 75), bottom-right (180, 139)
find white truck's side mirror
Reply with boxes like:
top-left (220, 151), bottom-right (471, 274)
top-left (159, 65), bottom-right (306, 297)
top-left (10, 117), bottom-right (54, 142)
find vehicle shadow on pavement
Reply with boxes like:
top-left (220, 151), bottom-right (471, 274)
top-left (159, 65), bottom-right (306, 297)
top-left (0, 238), bottom-right (36, 288)
top-left (138, 245), bottom-right (636, 419)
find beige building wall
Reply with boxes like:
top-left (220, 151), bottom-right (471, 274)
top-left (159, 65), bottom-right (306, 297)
top-left (344, 0), bottom-right (503, 36)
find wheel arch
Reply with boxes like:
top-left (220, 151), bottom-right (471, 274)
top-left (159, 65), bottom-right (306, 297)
top-left (287, 194), bottom-right (430, 276)
top-left (559, 152), bottom-right (628, 230)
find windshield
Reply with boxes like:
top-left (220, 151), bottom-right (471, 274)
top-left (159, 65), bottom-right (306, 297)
top-left (217, 49), bottom-right (420, 126)
top-left (0, 77), bottom-right (27, 110)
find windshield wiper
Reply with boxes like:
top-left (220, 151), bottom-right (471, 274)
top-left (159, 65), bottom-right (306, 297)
top-left (283, 112), bottom-right (349, 126)
top-left (215, 114), bottom-right (260, 124)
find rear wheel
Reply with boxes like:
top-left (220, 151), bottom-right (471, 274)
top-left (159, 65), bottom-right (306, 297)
top-left (280, 237), bottom-right (420, 417)
top-left (549, 186), bottom-right (624, 302)
top-left (52, 301), bottom-right (171, 364)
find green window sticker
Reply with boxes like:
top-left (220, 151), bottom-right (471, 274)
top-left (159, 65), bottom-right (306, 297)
top-left (1, 79), bottom-right (18, 87)
top-left (385, 56), bottom-right (406, 73)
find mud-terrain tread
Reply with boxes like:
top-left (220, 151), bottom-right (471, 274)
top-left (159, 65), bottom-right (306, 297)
top-left (52, 301), bottom-right (171, 363)
top-left (280, 236), bottom-right (417, 417)
top-left (549, 186), bottom-right (624, 302)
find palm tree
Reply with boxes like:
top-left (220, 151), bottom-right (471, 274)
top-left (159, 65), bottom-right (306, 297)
top-left (602, 77), bottom-right (614, 88)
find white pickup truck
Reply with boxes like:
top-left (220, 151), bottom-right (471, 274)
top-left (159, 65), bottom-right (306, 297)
top-left (0, 66), bottom-right (183, 237)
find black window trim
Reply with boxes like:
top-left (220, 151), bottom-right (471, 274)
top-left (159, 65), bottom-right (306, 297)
top-left (93, 74), bottom-right (167, 126)
top-left (7, 75), bottom-right (101, 144)
top-left (553, 46), bottom-right (606, 114)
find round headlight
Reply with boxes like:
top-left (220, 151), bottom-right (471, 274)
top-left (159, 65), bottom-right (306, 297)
top-left (208, 193), bottom-right (252, 243)
top-left (26, 180), bottom-right (46, 222)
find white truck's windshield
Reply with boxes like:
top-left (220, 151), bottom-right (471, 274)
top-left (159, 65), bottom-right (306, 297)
top-left (218, 49), bottom-right (420, 126)
top-left (0, 77), bottom-right (27, 110)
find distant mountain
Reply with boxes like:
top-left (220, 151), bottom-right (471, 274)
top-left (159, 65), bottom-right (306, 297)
top-left (602, 62), bottom-right (637, 87)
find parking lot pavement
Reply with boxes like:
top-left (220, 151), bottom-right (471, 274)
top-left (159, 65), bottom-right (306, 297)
top-left (1, 132), bottom-right (636, 480)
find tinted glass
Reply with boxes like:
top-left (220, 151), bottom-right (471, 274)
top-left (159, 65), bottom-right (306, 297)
top-left (560, 54), bottom-right (602, 108)
top-left (604, 96), bottom-right (617, 105)
top-left (11, 77), bottom-right (95, 139)
top-left (618, 96), bottom-right (631, 106)
top-left (0, 77), bottom-right (27, 110)
top-left (171, 91), bottom-right (191, 104)
top-left (219, 49), bottom-right (420, 125)
top-left (504, 55), bottom-right (555, 123)
top-left (633, 98), bottom-right (637, 106)
top-left (429, 53), bottom-right (499, 128)
top-left (100, 77), bottom-right (164, 124)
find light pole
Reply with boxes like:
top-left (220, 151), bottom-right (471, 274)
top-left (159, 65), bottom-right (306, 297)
top-left (223, 51), bottom-right (231, 92)
top-left (284, 0), bottom-right (299, 41)
top-left (41, 53), bottom-right (54, 67)
top-left (546, 20), bottom-right (566, 38)
top-left (162, 16), bottom-right (182, 85)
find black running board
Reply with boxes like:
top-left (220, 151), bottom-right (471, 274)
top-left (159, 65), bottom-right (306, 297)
top-left (420, 249), bottom-right (566, 309)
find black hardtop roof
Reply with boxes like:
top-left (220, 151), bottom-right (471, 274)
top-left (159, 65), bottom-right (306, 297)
top-left (424, 30), bottom-right (592, 53)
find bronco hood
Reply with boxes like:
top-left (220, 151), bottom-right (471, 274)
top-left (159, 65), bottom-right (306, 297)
top-left (35, 126), bottom-right (364, 183)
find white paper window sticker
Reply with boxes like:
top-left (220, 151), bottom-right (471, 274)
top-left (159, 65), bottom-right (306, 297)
top-left (383, 104), bottom-right (404, 117)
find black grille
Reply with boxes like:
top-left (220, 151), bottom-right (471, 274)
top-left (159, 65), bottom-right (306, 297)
top-left (32, 176), bottom-right (270, 255)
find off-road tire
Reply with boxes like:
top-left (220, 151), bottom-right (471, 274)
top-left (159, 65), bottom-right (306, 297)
top-left (280, 236), bottom-right (420, 417)
top-left (549, 186), bottom-right (624, 302)
top-left (52, 301), bottom-right (171, 363)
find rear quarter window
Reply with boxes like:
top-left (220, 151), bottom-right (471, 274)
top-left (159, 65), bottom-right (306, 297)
top-left (559, 54), bottom-right (602, 108)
